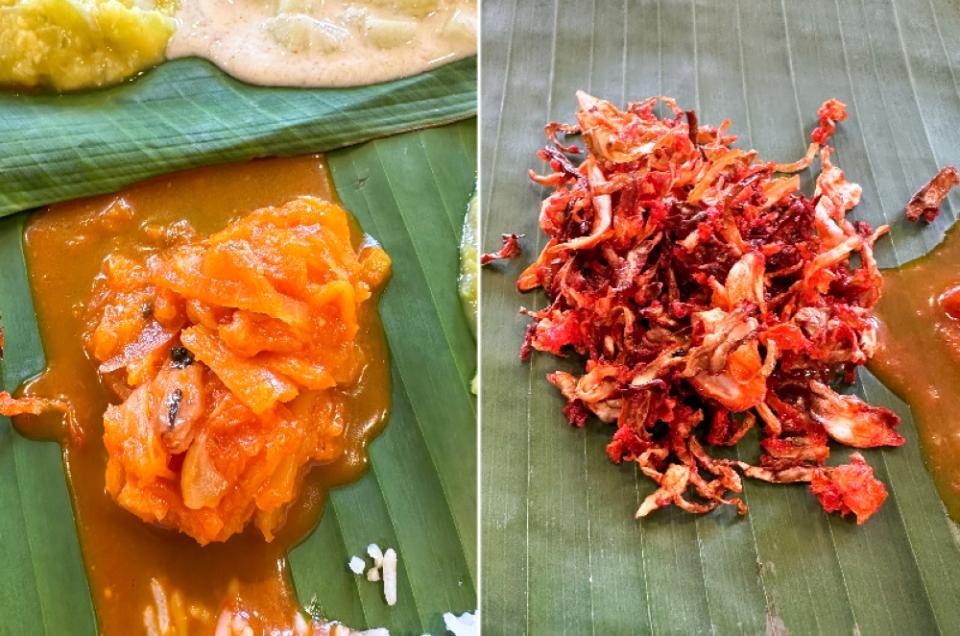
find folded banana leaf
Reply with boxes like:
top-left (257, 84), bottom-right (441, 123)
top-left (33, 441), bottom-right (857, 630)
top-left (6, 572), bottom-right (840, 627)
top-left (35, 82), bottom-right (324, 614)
top-left (481, 0), bottom-right (960, 633)
top-left (0, 57), bottom-right (476, 218)
top-left (0, 109), bottom-right (476, 633)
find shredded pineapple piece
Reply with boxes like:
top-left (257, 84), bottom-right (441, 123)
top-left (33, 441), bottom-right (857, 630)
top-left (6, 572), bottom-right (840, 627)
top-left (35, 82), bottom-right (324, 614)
top-left (88, 197), bottom-right (390, 544)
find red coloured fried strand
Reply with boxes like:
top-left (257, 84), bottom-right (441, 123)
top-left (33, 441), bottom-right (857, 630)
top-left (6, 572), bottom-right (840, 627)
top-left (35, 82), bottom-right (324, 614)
top-left (905, 165), bottom-right (960, 223)
top-left (481, 233), bottom-right (524, 265)
top-left (775, 99), bottom-right (848, 174)
top-left (808, 381), bottom-right (905, 448)
top-left (811, 98), bottom-right (848, 145)
top-left (810, 452), bottom-right (888, 524)
top-left (517, 91), bottom-right (897, 523)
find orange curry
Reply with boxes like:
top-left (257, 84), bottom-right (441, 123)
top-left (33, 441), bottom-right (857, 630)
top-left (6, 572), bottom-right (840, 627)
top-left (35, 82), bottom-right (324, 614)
top-left (12, 156), bottom-right (391, 633)
top-left (871, 222), bottom-right (960, 520)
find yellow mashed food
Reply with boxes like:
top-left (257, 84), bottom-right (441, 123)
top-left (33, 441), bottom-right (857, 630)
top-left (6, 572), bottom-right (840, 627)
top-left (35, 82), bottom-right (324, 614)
top-left (0, 0), bottom-right (176, 91)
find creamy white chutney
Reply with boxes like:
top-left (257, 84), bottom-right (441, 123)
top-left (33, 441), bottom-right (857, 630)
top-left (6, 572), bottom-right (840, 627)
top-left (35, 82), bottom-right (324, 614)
top-left (166, 0), bottom-right (476, 87)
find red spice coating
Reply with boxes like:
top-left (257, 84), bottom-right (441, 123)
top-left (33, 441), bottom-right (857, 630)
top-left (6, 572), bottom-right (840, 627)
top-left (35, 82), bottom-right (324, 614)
top-left (811, 98), bottom-right (848, 145)
top-left (481, 233), bottom-right (524, 265)
top-left (517, 92), bottom-right (900, 523)
top-left (810, 453), bottom-right (888, 525)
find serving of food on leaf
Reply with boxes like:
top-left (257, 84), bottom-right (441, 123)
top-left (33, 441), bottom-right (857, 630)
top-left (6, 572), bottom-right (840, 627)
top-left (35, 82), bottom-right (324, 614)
top-left (0, 0), bottom-right (478, 630)
top-left (0, 156), bottom-right (397, 634)
top-left (504, 91), bottom-right (958, 526)
top-left (1, 0), bottom-right (476, 90)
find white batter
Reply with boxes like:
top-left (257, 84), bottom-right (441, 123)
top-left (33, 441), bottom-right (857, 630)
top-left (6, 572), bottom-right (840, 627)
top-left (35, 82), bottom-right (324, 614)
top-left (166, 0), bottom-right (476, 87)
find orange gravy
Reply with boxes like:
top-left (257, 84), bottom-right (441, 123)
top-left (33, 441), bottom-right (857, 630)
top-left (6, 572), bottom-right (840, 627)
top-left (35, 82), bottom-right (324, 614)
top-left (871, 221), bottom-right (960, 520)
top-left (17, 156), bottom-right (390, 633)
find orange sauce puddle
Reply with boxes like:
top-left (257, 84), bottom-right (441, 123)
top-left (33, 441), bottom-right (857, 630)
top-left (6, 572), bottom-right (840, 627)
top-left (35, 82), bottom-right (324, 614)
top-left (871, 222), bottom-right (960, 520)
top-left (16, 155), bottom-right (390, 633)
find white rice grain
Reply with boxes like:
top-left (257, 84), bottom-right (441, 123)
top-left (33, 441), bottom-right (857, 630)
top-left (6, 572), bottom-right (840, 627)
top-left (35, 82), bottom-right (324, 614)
top-left (382, 548), bottom-right (397, 606)
top-left (149, 578), bottom-right (170, 635)
top-left (366, 543), bottom-right (384, 566)
top-left (348, 556), bottom-right (365, 575)
top-left (143, 606), bottom-right (159, 636)
top-left (213, 608), bottom-right (232, 636)
top-left (293, 611), bottom-right (309, 635)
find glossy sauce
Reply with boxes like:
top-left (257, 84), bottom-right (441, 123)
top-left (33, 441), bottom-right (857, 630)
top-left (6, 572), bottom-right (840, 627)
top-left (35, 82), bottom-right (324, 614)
top-left (871, 222), bottom-right (960, 519)
top-left (17, 156), bottom-right (390, 633)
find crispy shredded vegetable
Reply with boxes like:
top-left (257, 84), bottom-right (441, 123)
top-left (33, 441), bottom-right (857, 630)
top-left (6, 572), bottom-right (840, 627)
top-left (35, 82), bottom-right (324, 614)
top-left (810, 452), bottom-right (888, 525)
top-left (84, 197), bottom-right (390, 544)
top-left (517, 92), bottom-right (898, 523)
top-left (481, 233), bottom-right (524, 265)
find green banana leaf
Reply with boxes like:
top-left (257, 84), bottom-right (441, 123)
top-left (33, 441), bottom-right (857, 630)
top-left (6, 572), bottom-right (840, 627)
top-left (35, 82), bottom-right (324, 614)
top-left (0, 56), bottom-right (476, 218)
top-left (294, 119), bottom-right (478, 633)
top-left (0, 112), bottom-right (476, 633)
top-left (481, 0), bottom-right (960, 633)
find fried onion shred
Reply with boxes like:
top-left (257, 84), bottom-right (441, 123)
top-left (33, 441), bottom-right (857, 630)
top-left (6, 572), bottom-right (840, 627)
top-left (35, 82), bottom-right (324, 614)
top-left (518, 92), bottom-right (897, 524)
top-left (810, 452), bottom-right (888, 525)
top-left (481, 233), bottom-right (524, 265)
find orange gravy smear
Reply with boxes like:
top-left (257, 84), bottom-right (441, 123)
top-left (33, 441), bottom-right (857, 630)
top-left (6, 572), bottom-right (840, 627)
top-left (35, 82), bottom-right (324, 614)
top-left (871, 221), bottom-right (960, 520)
top-left (17, 156), bottom-right (390, 634)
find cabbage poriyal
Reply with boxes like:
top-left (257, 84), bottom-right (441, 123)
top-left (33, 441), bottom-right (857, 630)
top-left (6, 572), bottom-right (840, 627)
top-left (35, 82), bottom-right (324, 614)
top-left (0, 0), bottom-right (176, 91)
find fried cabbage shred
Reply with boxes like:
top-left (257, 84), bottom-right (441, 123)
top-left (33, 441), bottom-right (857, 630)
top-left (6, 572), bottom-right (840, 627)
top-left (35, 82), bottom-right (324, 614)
top-left (517, 92), bottom-right (899, 524)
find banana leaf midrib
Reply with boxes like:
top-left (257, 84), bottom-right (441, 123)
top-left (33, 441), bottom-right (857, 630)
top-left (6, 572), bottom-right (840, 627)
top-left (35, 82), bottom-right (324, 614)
top-left (0, 57), bottom-right (476, 219)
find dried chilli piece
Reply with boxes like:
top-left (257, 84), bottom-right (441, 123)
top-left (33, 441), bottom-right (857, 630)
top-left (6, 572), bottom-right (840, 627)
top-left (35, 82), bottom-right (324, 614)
top-left (481, 233), bottom-right (524, 265)
top-left (517, 91), bottom-right (900, 524)
top-left (905, 165), bottom-right (959, 223)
